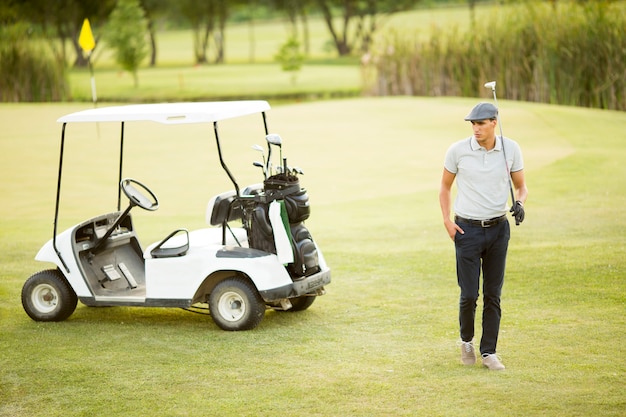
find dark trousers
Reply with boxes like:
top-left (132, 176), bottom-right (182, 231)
top-left (455, 219), bottom-right (510, 355)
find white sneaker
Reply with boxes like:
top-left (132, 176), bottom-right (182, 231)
top-left (459, 341), bottom-right (476, 365)
top-left (482, 354), bottom-right (505, 371)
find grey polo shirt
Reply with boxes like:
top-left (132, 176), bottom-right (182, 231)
top-left (444, 136), bottom-right (524, 220)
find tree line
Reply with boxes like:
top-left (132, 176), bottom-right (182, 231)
top-left (0, 0), bottom-right (427, 68)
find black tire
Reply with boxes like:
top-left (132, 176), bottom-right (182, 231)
top-left (284, 295), bottom-right (316, 312)
top-left (22, 269), bottom-right (78, 322)
top-left (208, 276), bottom-right (265, 331)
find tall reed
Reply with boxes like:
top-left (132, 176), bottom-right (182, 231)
top-left (369, 1), bottom-right (626, 110)
top-left (0, 24), bottom-right (69, 102)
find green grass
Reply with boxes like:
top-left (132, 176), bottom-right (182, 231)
top-left (70, 63), bottom-right (362, 102)
top-left (0, 97), bottom-right (624, 416)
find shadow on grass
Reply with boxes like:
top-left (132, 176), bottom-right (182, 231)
top-left (60, 301), bottom-right (321, 331)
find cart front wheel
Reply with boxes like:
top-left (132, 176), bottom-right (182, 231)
top-left (209, 277), bottom-right (265, 331)
top-left (22, 269), bottom-right (77, 322)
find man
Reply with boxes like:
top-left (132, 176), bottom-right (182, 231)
top-left (439, 102), bottom-right (528, 370)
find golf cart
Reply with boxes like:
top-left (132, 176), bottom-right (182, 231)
top-left (21, 101), bottom-right (331, 331)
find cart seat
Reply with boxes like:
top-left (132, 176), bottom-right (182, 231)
top-left (206, 190), bottom-right (244, 226)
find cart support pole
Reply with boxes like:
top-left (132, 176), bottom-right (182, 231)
top-left (117, 122), bottom-right (125, 211)
top-left (53, 124), bottom-right (70, 273)
top-left (213, 122), bottom-right (240, 196)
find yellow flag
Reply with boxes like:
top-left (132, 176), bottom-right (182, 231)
top-left (79, 18), bottom-right (96, 53)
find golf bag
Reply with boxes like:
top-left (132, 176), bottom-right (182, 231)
top-left (248, 174), bottom-right (319, 278)
top-left (263, 173), bottom-right (310, 223)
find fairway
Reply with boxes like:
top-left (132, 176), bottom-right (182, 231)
top-left (0, 97), bottom-right (624, 416)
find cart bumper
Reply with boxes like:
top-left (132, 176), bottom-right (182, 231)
top-left (259, 268), bottom-right (331, 301)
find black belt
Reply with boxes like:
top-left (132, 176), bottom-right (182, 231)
top-left (455, 214), bottom-right (507, 228)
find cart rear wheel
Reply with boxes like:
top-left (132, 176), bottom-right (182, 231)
top-left (22, 269), bottom-right (77, 322)
top-left (209, 276), bottom-right (265, 331)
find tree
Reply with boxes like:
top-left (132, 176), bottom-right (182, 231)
top-left (272, 0), bottom-right (313, 54)
top-left (5, 0), bottom-right (115, 68)
top-left (178, 0), bottom-right (230, 65)
top-left (468, 0), bottom-right (477, 27)
top-left (0, 0), bottom-right (22, 24)
top-left (140, 0), bottom-right (172, 67)
top-left (105, 0), bottom-right (149, 87)
top-left (274, 36), bottom-right (305, 85)
top-left (315, 0), bottom-right (420, 56)
top-left (246, 0), bottom-right (258, 63)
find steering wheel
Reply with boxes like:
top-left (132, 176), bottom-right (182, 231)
top-left (121, 178), bottom-right (159, 211)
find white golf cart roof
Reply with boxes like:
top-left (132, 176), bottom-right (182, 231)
top-left (57, 101), bottom-right (271, 125)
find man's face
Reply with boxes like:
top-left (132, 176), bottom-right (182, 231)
top-left (471, 119), bottom-right (496, 141)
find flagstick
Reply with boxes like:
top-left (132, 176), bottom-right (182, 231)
top-left (88, 53), bottom-right (101, 139)
top-left (79, 18), bottom-right (99, 138)
top-left (88, 53), bottom-right (97, 108)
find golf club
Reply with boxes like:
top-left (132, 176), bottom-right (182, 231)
top-left (483, 80), bottom-right (518, 223)
top-left (252, 144), bottom-right (266, 164)
top-left (252, 161), bottom-right (266, 179)
top-left (252, 145), bottom-right (267, 178)
top-left (265, 134), bottom-right (283, 176)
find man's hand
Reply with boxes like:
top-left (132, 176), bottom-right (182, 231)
top-left (444, 218), bottom-right (464, 241)
top-left (510, 200), bottom-right (525, 225)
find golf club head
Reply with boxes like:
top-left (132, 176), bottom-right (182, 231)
top-left (484, 81), bottom-right (496, 91)
top-left (252, 144), bottom-right (264, 153)
top-left (252, 161), bottom-right (267, 179)
top-left (265, 133), bottom-right (282, 147)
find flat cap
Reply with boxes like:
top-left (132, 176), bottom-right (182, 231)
top-left (464, 102), bottom-right (498, 121)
